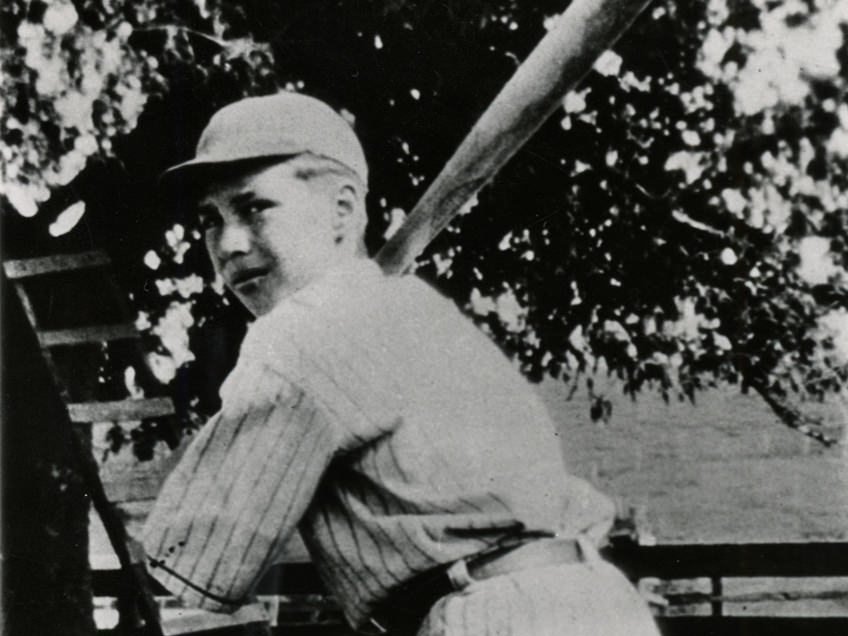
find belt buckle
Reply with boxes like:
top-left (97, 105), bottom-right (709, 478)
top-left (576, 534), bottom-right (600, 562)
top-left (446, 558), bottom-right (474, 591)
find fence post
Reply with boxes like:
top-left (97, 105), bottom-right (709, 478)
top-left (711, 576), bottom-right (723, 617)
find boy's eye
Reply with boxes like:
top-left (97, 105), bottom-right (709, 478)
top-left (239, 200), bottom-right (274, 217)
top-left (198, 213), bottom-right (221, 231)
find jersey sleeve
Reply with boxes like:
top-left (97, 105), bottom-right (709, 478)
top-left (141, 355), bottom-right (344, 611)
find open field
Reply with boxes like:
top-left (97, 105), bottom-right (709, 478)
top-left (538, 378), bottom-right (848, 543)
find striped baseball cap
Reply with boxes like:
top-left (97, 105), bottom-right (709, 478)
top-left (161, 92), bottom-right (368, 188)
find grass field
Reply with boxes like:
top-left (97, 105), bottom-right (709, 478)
top-left (539, 378), bottom-right (848, 543)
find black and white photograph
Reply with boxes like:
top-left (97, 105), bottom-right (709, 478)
top-left (2, 1), bottom-right (848, 634)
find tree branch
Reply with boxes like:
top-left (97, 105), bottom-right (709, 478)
top-left (749, 378), bottom-right (839, 447)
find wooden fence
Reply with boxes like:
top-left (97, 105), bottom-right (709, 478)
top-left (606, 539), bottom-right (848, 636)
top-left (93, 539), bottom-right (848, 635)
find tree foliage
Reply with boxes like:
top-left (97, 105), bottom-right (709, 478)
top-left (3, 0), bottom-right (848, 455)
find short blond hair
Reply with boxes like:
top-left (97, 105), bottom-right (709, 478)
top-left (286, 152), bottom-right (369, 254)
top-left (287, 152), bottom-right (368, 196)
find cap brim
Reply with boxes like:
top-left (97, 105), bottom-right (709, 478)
top-left (158, 154), bottom-right (294, 200)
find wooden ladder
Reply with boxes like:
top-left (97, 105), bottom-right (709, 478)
top-left (4, 249), bottom-right (273, 635)
top-left (4, 249), bottom-right (173, 635)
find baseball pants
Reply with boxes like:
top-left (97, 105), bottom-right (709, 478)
top-left (414, 547), bottom-right (659, 636)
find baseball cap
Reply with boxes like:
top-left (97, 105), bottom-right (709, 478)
top-left (161, 92), bottom-right (368, 190)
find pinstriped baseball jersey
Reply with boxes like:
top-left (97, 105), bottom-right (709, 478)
top-left (142, 258), bottom-right (617, 630)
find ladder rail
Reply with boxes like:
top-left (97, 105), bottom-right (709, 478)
top-left (5, 248), bottom-right (271, 634)
top-left (4, 249), bottom-right (169, 636)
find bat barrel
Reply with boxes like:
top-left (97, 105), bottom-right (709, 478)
top-left (376, 0), bottom-right (652, 275)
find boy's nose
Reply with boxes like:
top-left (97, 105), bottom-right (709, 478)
top-left (217, 222), bottom-right (252, 257)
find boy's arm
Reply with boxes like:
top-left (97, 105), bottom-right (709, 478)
top-left (141, 362), bottom-right (341, 611)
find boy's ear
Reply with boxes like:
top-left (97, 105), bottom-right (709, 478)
top-left (332, 182), bottom-right (365, 244)
top-left (334, 183), bottom-right (358, 219)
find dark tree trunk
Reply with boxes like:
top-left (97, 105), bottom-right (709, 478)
top-left (2, 275), bottom-right (96, 636)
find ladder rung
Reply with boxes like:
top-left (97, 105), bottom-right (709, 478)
top-left (37, 323), bottom-right (139, 347)
top-left (67, 397), bottom-right (175, 423)
top-left (3, 250), bottom-right (111, 279)
top-left (161, 603), bottom-right (269, 636)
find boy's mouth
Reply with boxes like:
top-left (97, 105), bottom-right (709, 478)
top-left (230, 267), bottom-right (270, 290)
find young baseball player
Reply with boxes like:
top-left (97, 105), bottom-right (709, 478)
top-left (142, 92), bottom-right (659, 635)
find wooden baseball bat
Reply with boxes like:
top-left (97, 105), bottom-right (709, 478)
top-left (375, 0), bottom-right (652, 275)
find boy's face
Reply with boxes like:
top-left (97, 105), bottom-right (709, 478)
top-left (196, 161), bottom-right (346, 316)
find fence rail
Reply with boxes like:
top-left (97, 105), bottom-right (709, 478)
top-left (93, 540), bottom-right (848, 635)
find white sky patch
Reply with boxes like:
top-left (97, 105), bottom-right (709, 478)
top-left (166, 223), bottom-right (185, 245)
top-left (135, 311), bottom-right (151, 331)
top-left (664, 150), bottom-right (707, 184)
top-left (721, 188), bottom-right (746, 215)
top-left (164, 224), bottom-right (191, 264)
top-left (593, 50), bottom-right (622, 77)
top-left (151, 301), bottom-right (196, 375)
top-left (699, 27), bottom-right (735, 79)
top-left (155, 275), bottom-right (204, 299)
top-left (664, 297), bottom-right (701, 341)
top-left (643, 315), bottom-right (657, 336)
top-left (798, 236), bottom-right (840, 285)
top-left (681, 130), bottom-right (701, 147)
top-left (382, 207), bottom-right (406, 240)
top-left (43, 1), bottom-right (79, 35)
top-left (680, 86), bottom-right (712, 114)
top-left (827, 127), bottom-right (848, 158)
top-left (568, 324), bottom-right (586, 350)
top-left (54, 92), bottom-right (93, 134)
top-left (570, 280), bottom-right (582, 306)
top-left (760, 149), bottom-right (797, 186)
top-left (730, 1), bottom-right (848, 115)
top-left (4, 182), bottom-right (40, 217)
top-left (749, 183), bottom-right (791, 232)
top-left (713, 333), bottom-right (733, 351)
top-left (706, 0), bottom-right (729, 26)
top-left (175, 274), bottom-right (204, 299)
top-left (495, 288), bottom-right (526, 333)
top-left (603, 320), bottom-right (630, 342)
top-left (826, 104), bottom-right (848, 157)
top-left (563, 87), bottom-right (589, 113)
top-left (48, 200), bottom-right (85, 236)
top-left (155, 278), bottom-right (176, 296)
top-left (50, 149), bottom-right (88, 186)
top-left (147, 352), bottom-right (177, 384)
top-left (620, 71), bottom-right (651, 92)
top-left (469, 288), bottom-right (496, 316)
top-left (458, 193), bottom-right (479, 216)
top-left (123, 366), bottom-right (144, 399)
top-left (143, 250), bottom-right (161, 270)
top-left (498, 231), bottom-right (512, 251)
top-left (819, 309), bottom-right (848, 363)
top-left (432, 252), bottom-right (453, 277)
top-left (573, 159), bottom-right (592, 175)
